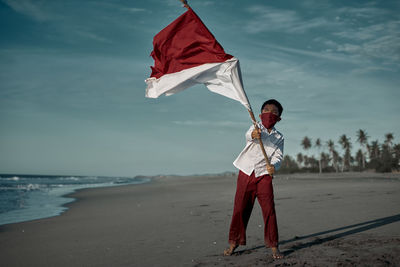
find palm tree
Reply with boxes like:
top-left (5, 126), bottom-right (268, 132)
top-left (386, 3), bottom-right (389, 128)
top-left (301, 136), bottom-right (312, 167)
top-left (327, 139), bottom-right (339, 172)
top-left (301, 136), bottom-right (312, 150)
top-left (315, 138), bottom-right (322, 173)
top-left (320, 152), bottom-right (330, 170)
top-left (394, 144), bottom-right (400, 170)
top-left (296, 153), bottom-right (304, 168)
top-left (385, 133), bottom-right (394, 151)
top-left (308, 156), bottom-right (319, 169)
top-left (337, 154), bottom-right (343, 171)
top-left (356, 129), bottom-right (368, 169)
top-left (355, 149), bottom-right (363, 171)
top-left (368, 140), bottom-right (380, 161)
top-left (339, 134), bottom-right (352, 171)
top-left (281, 155), bottom-right (299, 172)
top-left (303, 155), bottom-right (310, 168)
top-left (379, 143), bottom-right (393, 172)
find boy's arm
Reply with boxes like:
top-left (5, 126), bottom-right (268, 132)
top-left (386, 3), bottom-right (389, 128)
top-left (245, 124), bottom-right (264, 142)
top-left (245, 125), bottom-right (256, 142)
top-left (270, 137), bottom-right (284, 171)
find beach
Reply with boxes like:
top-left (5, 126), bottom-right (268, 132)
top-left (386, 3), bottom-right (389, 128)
top-left (1, 172), bottom-right (399, 266)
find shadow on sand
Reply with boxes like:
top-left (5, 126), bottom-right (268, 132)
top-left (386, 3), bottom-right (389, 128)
top-left (234, 213), bottom-right (400, 256)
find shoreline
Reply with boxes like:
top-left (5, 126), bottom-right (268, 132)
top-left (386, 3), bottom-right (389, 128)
top-left (0, 176), bottom-right (151, 227)
top-left (1, 171), bottom-right (399, 228)
top-left (1, 172), bottom-right (399, 266)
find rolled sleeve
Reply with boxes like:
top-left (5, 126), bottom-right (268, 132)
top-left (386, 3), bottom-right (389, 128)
top-left (234, 124), bottom-right (284, 177)
top-left (270, 138), bottom-right (284, 171)
top-left (245, 125), bottom-right (255, 142)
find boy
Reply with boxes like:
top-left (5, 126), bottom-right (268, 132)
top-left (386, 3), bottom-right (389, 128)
top-left (224, 99), bottom-right (284, 259)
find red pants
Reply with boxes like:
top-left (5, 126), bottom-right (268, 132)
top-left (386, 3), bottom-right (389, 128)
top-left (228, 170), bottom-right (279, 247)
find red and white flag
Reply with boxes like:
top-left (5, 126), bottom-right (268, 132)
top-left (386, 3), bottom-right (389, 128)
top-left (145, 8), bottom-right (251, 110)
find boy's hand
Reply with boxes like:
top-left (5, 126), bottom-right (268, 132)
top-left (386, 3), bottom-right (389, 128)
top-left (267, 165), bottom-right (275, 175)
top-left (251, 128), bottom-right (262, 139)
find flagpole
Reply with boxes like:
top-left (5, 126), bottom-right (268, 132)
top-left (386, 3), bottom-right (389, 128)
top-left (247, 108), bottom-right (272, 168)
top-left (179, 0), bottom-right (190, 9)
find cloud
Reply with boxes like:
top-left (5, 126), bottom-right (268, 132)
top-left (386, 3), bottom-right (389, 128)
top-left (74, 30), bottom-right (113, 44)
top-left (244, 5), bottom-right (334, 34)
top-left (350, 65), bottom-right (395, 75)
top-left (121, 7), bottom-right (147, 13)
top-left (334, 24), bottom-right (385, 41)
top-left (243, 3), bottom-right (399, 70)
top-left (2, 1), bottom-right (155, 47)
top-left (337, 6), bottom-right (387, 18)
top-left (299, 0), bottom-right (332, 10)
top-left (165, 0), bottom-right (184, 7)
top-left (247, 40), bottom-right (363, 65)
top-left (91, 2), bottom-right (149, 13)
top-left (332, 5), bottom-right (400, 64)
top-left (2, 0), bottom-right (55, 21)
top-left (0, 48), bottom-right (148, 116)
top-left (333, 20), bottom-right (400, 65)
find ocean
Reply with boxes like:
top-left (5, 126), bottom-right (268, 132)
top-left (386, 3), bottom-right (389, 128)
top-left (0, 174), bottom-right (150, 226)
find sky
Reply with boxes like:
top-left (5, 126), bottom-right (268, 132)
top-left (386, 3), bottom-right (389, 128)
top-left (0, 0), bottom-right (399, 176)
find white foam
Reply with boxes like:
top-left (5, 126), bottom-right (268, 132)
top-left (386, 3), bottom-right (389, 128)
top-left (0, 176), bottom-right (20, 181)
top-left (0, 176), bottom-right (151, 226)
top-left (64, 177), bottom-right (79, 181)
top-left (17, 184), bottom-right (41, 191)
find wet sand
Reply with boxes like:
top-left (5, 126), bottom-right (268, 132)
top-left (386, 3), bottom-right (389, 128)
top-left (1, 172), bottom-right (399, 266)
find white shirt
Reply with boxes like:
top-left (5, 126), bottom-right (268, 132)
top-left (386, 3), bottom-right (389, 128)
top-left (233, 122), bottom-right (284, 177)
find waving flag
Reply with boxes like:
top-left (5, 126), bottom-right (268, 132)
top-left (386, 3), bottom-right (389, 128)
top-left (144, 4), bottom-right (272, 168)
top-left (145, 8), bottom-right (250, 110)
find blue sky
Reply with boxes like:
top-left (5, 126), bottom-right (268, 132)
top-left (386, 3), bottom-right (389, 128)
top-left (0, 0), bottom-right (399, 176)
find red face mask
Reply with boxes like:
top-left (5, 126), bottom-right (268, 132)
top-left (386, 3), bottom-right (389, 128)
top-left (260, 112), bottom-right (280, 129)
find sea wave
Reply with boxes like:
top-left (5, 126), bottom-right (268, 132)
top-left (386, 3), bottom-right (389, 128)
top-left (0, 175), bottom-right (150, 226)
top-left (17, 184), bottom-right (42, 191)
top-left (0, 176), bottom-right (20, 181)
top-left (63, 176), bottom-right (80, 181)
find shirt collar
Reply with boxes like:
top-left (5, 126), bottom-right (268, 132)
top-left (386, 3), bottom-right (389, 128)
top-left (258, 122), bottom-right (277, 134)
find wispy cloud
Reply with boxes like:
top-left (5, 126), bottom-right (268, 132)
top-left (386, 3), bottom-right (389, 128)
top-left (121, 7), bottom-right (148, 13)
top-left (244, 5), bottom-right (335, 34)
top-left (194, 1), bottom-right (215, 7)
top-left (243, 3), bottom-right (399, 70)
top-left (241, 57), bottom-right (335, 94)
top-left (2, 0), bottom-right (154, 47)
top-left (334, 23), bottom-right (385, 41)
top-left (165, 0), bottom-right (184, 7)
top-left (337, 6), bottom-right (387, 18)
top-left (337, 36), bottom-right (400, 62)
top-left (248, 41), bottom-right (363, 64)
top-left (75, 30), bottom-right (113, 44)
top-left (0, 48), bottom-right (146, 113)
top-left (90, 2), bottom-right (150, 13)
top-left (334, 21), bottom-right (400, 63)
top-left (2, 0), bottom-right (56, 21)
top-left (350, 65), bottom-right (396, 75)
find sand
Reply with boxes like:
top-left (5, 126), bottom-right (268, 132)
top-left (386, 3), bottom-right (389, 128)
top-left (1, 172), bottom-right (400, 266)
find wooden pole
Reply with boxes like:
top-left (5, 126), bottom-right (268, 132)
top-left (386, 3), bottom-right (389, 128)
top-left (179, 0), bottom-right (190, 9)
top-left (248, 109), bottom-right (271, 168)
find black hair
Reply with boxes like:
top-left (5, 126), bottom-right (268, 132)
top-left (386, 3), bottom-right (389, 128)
top-left (261, 99), bottom-right (283, 116)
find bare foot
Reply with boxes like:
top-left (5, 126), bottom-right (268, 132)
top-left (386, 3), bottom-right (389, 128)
top-left (223, 243), bottom-right (238, 256)
top-left (271, 247), bottom-right (284, 259)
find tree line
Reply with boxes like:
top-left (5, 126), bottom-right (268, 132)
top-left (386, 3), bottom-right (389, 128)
top-left (278, 130), bottom-right (400, 174)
